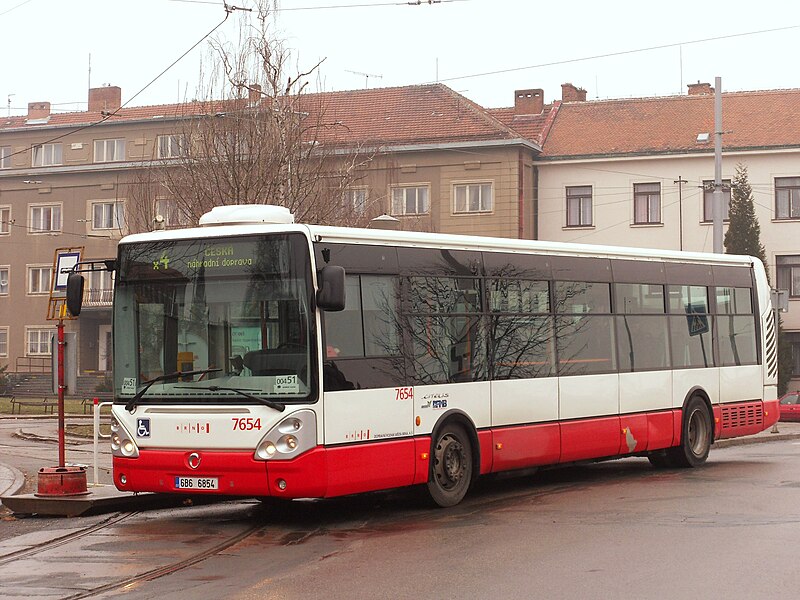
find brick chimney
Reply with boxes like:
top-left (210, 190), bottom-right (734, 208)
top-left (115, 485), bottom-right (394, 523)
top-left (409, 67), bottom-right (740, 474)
top-left (561, 83), bottom-right (587, 102)
top-left (514, 88), bottom-right (544, 114)
top-left (88, 85), bottom-right (122, 113)
top-left (687, 82), bottom-right (713, 96)
top-left (248, 84), bottom-right (262, 105)
top-left (27, 102), bottom-right (51, 120)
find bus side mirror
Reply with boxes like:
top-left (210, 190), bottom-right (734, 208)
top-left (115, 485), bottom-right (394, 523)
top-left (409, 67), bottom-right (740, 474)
top-left (316, 266), bottom-right (346, 311)
top-left (66, 273), bottom-right (85, 316)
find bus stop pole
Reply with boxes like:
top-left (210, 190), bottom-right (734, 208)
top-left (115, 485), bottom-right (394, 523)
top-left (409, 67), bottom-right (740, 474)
top-left (57, 317), bottom-right (66, 467)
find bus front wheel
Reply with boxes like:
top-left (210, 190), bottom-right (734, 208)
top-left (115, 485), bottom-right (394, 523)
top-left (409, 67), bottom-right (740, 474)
top-left (668, 396), bottom-right (712, 468)
top-left (427, 423), bottom-right (473, 507)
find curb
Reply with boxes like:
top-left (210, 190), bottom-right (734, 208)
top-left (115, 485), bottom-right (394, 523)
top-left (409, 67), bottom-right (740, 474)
top-left (0, 462), bottom-right (27, 499)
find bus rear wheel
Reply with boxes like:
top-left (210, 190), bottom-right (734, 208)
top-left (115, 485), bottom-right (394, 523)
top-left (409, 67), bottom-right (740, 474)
top-left (667, 396), bottom-right (712, 468)
top-left (427, 423), bottom-right (473, 507)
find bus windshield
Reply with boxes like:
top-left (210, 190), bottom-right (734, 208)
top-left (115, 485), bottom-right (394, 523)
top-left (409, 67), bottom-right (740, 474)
top-left (113, 233), bottom-right (315, 404)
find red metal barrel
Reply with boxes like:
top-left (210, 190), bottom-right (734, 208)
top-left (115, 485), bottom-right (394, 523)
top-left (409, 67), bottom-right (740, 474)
top-left (36, 466), bottom-right (89, 497)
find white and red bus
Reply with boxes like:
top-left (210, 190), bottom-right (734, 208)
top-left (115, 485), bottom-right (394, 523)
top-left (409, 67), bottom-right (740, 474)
top-left (67, 204), bottom-right (780, 507)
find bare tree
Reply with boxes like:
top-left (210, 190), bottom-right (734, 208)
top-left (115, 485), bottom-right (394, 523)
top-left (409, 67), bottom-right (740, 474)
top-left (125, 1), bottom-right (373, 233)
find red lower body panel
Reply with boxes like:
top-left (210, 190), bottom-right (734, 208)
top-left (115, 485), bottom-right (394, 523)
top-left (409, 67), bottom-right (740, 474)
top-left (717, 399), bottom-right (778, 439)
top-left (114, 451), bottom-right (269, 497)
top-left (114, 401), bottom-right (774, 499)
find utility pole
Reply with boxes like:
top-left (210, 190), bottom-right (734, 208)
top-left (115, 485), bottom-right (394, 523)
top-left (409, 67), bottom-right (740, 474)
top-left (713, 76), bottom-right (724, 254)
top-left (674, 176), bottom-right (687, 250)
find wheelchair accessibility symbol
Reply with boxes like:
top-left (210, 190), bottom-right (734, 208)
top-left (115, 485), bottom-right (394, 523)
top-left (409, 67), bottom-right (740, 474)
top-left (137, 418), bottom-right (151, 438)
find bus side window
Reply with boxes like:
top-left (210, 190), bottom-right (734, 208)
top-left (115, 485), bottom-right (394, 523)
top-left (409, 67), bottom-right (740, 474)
top-left (324, 276), bottom-right (363, 358)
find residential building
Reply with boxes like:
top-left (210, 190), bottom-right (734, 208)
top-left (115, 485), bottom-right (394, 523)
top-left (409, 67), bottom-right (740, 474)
top-left (2, 80), bottom-right (798, 392)
top-left (535, 83), bottom-right (800, 391)
top-left (0, 84), bottom-right (551, 384)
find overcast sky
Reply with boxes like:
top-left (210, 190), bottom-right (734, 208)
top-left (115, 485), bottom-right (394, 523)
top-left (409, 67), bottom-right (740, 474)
top-left (3, 0), bottom-right (800, 115)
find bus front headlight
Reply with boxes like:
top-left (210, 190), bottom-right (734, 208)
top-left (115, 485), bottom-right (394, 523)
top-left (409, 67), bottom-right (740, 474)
top-left (110, 416), bottom-right (140, 458)
top-left (254, 410), bottom-right (316, 461)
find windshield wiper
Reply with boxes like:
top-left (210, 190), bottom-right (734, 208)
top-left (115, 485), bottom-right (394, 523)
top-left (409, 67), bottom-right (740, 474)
top-left (176, 385), bottom-right (286, 412)
top-left (125, 368), bottom-right (222, 412)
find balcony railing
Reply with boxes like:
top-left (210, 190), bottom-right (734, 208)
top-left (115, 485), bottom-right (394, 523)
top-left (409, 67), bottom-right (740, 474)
top-left (83, 288), bottom-right (113, 308)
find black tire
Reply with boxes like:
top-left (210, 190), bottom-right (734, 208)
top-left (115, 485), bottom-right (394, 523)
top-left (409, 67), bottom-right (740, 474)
top-left (647, 450), bottom-right (675, 469)
top-left (427, 423), bottom-right (473, 507)
top-left (667, 396), bottom-right (713, 468)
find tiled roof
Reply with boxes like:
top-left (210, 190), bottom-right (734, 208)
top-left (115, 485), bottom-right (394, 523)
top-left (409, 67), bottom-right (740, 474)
top-left (487, 102), bottom-right (560, 146)
top-left (302, 84), bottom-right (528, 148)
top-left (1, 84), bottom-right (543, 150)
top-left (540, 89), bottom-right (800, 159)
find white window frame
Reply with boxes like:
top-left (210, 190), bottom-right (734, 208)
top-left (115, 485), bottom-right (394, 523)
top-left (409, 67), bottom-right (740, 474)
top-left (391, 184), bottom-right (429, 216)
top-left (345, 187), bottom-right (368, 215)
top-left (157, 134), bottom-right (186, 159)
top-left (0, 265), bottom-right (9, 296)
top-left (29, 203), bottom-right (62, 233)
top-left (453, 182), bottom-right (493, 214)
top-left (0, 205), bottom-right (10, 234)
top-left (27, 265), bottom-right (52, 295)
top-left (32, 143), bottom-right (63, 167)
top-left (775, 177), bottom-right (800, 220)
top-left (92, 200), bottom-right (126, 231)
top-left (633, 182), bottom-right (662, 225)
top-left (702, 180), bottom-right (731, 222)
top-left (777, 256), bottom-right (800, 298)
top-left (94, 138), bottom-right (126, 163)
top-left (25, 327), bottom-right (55, 356)
top-left (0, 146), bottom-right (11, 169)
top-left (88, 269), bottom-right (114, 303)
top-left (154, 198), bottom-right (187, 227)
top-left (566, 185), bottom-right (593, 227)
top-left (0, 327), bottom-right (8, 357)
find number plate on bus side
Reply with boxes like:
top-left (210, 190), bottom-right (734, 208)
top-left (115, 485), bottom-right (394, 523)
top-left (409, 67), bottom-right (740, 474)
top-left (174, 476), bottom-right (219, 490)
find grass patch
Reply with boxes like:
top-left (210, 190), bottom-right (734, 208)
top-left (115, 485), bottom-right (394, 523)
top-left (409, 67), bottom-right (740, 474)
top-left (66, 423), bottom-right (112, 438)
top-left (0, 396), bottom-right (94, 416)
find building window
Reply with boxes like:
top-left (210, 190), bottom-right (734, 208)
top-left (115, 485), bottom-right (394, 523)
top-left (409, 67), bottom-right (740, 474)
top-left (777, 256), bottom-right (800, 298)
top-left (31, 143), bottom-right (62, 167)
top-left (775, 177), bottom-right (800, 219)
top-left (0, 146), bottom-right (11, 169)
top-left (0, 327), bottom-right (7, 357)
top-left (454, 182), bottom-right (493, 213)
top-left (88, 269), bottom-right (114, 304)
top-left (566, 185), bottom-right (593, 227)
top-left (702, 180), bottom-right (731, 222)
top-left (27, 266), bottom-right (52, 295)
top-left (157, 135), bottom-right (185, 159)
top-left (790, 335), bottom-right (800, 378)
top-left (0, 206), bottom-right (10, 234)
top-left (391, 185), bottom-right (429, 215)
top-left (94, 138), bottom-right (126, 163)
top-left (29, 204), bottom-right (61, 233)
top-left (633, 183), bottom-right (661, 224)
top-left (92, 201), bottom-right (126, 230)
top-left (345, 187), bottom-right (367, 214)
top-left (26, 328), bottom-right (55, 356)
top-left (154, 198), bottom-right (187, 227)
top-left (0, 266), bottom-right (8, 295)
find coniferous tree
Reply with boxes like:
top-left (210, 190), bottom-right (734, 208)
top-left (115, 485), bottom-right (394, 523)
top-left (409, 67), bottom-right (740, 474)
top-left (724, 163), bottom-right (791, 394)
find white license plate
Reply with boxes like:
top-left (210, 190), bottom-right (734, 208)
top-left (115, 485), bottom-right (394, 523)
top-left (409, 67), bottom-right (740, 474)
top-left (174, 476), bottom-right (218, 490)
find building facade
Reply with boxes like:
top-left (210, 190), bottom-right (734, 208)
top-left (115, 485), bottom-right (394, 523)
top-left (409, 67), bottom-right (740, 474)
top-left (2, 81), bottom-right (798, 392)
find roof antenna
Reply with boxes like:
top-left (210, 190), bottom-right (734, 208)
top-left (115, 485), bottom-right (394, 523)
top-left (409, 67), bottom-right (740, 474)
top-left (345, 70), bottom-right (383, 89)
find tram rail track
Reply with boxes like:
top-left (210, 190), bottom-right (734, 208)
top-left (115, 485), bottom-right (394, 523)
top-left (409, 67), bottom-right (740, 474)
top-left (62, 521), bottom-right (267, 599)
top-left (0, 512), bottom-right (135, 564)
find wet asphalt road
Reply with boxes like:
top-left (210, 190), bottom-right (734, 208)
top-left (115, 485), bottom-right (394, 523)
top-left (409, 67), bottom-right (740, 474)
top-left (0, 433), bottom-right (798, 600)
